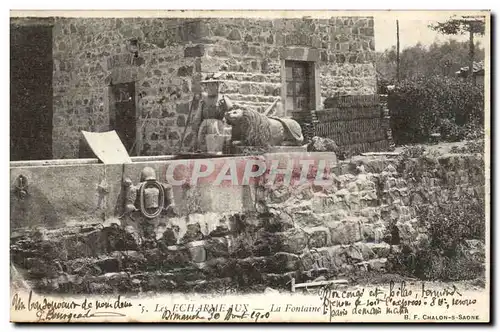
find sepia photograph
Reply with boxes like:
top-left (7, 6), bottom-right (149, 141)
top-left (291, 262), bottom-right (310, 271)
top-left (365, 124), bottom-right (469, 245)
top-left (8, 9), bottom-right (490, 323)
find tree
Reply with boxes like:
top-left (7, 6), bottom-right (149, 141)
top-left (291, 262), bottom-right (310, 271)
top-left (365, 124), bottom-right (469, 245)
top-left (375, 40), bottom-right (484, 92)
top-left (429, 16), bottom-right (486, 84)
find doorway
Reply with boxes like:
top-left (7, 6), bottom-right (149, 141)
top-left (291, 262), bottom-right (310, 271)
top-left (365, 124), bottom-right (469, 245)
top-left (10, 23), bottom-right (54, 161)
top-left (109, 82), bottom-right (137, 156)
top-left (284, 60), bottom-right (315, 114)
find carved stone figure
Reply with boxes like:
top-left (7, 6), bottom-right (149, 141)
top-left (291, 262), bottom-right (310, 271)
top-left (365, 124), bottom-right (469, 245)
top-left (192, 80), bottom-right (232, 152)
top-left (122, 167), bottom-right (175, 220)
top-left (224, 108), bottom-right (304, 148)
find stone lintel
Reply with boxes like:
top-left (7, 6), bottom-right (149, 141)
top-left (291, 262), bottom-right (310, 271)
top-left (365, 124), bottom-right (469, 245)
top-left (280, 47), bottom-right (320, 62)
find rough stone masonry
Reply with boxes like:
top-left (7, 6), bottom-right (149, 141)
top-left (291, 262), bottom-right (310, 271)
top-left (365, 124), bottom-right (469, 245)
top-left (46, 16), bottom-right (377, 158)
top-left (10, 152), bottom-right (485, 294)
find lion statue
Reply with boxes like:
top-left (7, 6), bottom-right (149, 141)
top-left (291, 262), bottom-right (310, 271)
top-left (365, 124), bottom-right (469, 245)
top-left (224, 108), bottom-right (304, 149)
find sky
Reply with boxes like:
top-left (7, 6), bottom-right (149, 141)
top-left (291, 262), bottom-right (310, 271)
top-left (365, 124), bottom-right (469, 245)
top-left (373, 14), bottom-right (487, 52)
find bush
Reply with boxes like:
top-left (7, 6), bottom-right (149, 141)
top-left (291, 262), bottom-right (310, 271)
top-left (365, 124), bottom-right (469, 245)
top-left (389, 192), bottom-right (485, 281)
top-left (388, 75), bottom-right (484, 145)
top-left (450, 140), bottom-right (485, 154)
top-left (398, 145), bottom-right (426, 159)
top-left (377, 76), bottom-right (395, 95)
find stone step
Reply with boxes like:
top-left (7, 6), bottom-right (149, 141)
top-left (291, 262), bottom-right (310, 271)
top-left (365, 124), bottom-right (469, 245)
top-left (356, 258), bottom-right (388, 272)
top-left (231, 101), bottom-right (275, 113)
top-left (223, 93), bottom-right (280, 104)
top-left (202, 71), bottom-right (281, 83)
top-left (221, 81), bottom-right (281, 97)
top-left (365, 242), bottom-right (398, 258)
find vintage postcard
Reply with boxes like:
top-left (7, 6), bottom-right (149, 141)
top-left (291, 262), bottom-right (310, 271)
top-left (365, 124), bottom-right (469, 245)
top-left (9, 9), bottom-right (490, 323)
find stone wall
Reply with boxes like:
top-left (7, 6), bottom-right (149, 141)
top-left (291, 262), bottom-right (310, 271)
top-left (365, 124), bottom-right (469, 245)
top-left (9, 156), bottom-right (255, 230)
top-left (10, 152), bottom-right (485, 294)
top-left (52, 18), bottom-right (208, 158)
top-left (48, 16), bottom-right (376, 158)
top-left (202, 17), bottom-right (376, 115)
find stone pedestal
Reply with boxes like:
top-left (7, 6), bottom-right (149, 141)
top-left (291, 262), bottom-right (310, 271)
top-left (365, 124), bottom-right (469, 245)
top-left (206, 134), bottom-right (231, 154)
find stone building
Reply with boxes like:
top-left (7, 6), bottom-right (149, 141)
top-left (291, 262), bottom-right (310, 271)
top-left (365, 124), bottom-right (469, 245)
top-left (10, 16), bottom-right (377, 160)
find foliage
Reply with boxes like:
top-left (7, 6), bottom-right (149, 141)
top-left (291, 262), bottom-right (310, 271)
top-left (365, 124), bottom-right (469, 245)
top-left (429, 16), bottom-right (486, 36)
top-left (389, 191), bottom-right (485, 281)
top-left (394, 145), bottom-right (443, 175)
top-left (450, 139), bottom-right (485, 154)
top-left (388, 75), bottom-right (484, 145)
top-left (429, 16), bottom-right (486, 86)
top-left (376, 76), bottom-right (395, 95)
top-left (398, 145), bottom-right (426, 159)
top-left (463, 121), bottom-right (486, 141)
top-left (375, 40), bottom-right (485, 85)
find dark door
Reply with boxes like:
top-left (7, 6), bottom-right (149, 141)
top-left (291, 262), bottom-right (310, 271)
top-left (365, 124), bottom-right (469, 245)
top-left (10, 24), bottom-right (53, 161)
top-left (110, 82), bottom-right (137, 155)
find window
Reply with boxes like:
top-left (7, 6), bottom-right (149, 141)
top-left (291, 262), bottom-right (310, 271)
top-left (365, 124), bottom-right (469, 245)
top-left (285, 60), bottom-right (315, 113)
